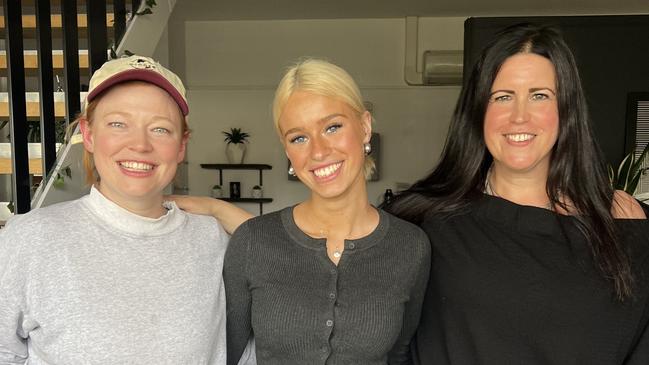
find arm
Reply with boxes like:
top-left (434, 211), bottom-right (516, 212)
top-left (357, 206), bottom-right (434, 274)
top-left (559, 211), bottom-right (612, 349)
top-left (0, 226), bottom-right (29, 364)
top-left (224, 222), bottom-right (254, 365)
top-left (387, 230), bottom-right (432, 365)
top-left (166, 195), bottom-right (254, 234)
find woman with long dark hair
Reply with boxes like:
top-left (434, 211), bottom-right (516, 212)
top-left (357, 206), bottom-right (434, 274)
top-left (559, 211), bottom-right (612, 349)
top-left (386, 23), bottom-right (649, 364)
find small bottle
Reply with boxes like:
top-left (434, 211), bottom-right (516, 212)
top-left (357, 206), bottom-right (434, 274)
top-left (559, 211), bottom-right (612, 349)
top-left (383, 188), bottom-right (394, 205)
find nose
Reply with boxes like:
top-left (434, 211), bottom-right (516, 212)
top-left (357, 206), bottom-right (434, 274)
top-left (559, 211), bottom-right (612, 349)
top-left (510, 98), bottom-right (530, 124)
top-left (310, 135), bottom-right (331, 161)
top-left (128, 127), bottom-right (153, 152)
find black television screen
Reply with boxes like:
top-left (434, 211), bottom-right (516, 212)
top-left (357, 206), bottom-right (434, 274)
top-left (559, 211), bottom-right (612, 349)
top-left (463, 15), bottom-right (649, 166)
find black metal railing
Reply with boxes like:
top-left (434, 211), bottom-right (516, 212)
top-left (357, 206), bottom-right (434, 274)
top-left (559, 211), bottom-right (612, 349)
top-left (2, 0), bottom-right (133, 213)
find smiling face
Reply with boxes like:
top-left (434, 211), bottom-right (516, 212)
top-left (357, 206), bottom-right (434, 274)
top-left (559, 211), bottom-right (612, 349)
top-left (279, 91), bottom-right (371, 201)
top-left (80, 81), bottom-right (187, 209)
top-left (484, 52), bottom-right (559, 177)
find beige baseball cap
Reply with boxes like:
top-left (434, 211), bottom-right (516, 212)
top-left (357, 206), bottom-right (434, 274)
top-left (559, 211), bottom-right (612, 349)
top-left (86, 55), bottom-right (188, 115)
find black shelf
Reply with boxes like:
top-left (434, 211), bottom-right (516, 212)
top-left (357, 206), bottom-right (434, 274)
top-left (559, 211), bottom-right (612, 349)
top-left (221, 198), bottom-right (273, 203)
top-left (200, 163), bottom-right (272, 170)
top-left (200, 163), bottom-right (273, 215)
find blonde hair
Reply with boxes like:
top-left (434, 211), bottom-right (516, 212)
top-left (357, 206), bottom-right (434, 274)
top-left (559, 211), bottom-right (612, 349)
top-left (79, 89), bottom-right (189, 186)
top-left (272, 58), bottom-right (375, 178)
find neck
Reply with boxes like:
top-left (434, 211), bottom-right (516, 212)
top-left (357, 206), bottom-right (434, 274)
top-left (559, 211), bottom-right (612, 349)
top-left (96, 185), bottom-right (167, 219)
top-left (295, 179), bottom-right (377, 240)
top-left (488, 163), bottom-right (552, 209)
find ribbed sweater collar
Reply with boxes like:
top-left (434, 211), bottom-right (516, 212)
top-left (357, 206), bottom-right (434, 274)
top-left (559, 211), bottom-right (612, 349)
top-left (80, 186), bottom-right (186, 237)
top-left (280, 205), bottom-right (389, 251)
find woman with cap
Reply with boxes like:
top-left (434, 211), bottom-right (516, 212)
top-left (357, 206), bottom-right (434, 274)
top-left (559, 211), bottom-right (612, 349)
top-left (0, 55), bottom-right (246, 364)
top-left (173, 58), bottom-right (431, 365)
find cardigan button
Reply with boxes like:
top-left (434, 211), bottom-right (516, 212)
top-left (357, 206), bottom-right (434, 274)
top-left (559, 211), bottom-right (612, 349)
top-left (326, 319), bottom-right (334, 327)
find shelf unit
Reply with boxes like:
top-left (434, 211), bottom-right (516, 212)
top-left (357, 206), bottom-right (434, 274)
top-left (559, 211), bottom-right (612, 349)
top-left (200, 163), bottom-right (273, 215)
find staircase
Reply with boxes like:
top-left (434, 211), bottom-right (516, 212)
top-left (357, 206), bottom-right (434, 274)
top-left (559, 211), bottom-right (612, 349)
top-left (0, 0), bottom-right (175, 219)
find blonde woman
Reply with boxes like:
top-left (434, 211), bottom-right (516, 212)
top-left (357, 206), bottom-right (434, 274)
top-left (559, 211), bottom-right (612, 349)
top-left (173, 59), bottom-right (430, 365)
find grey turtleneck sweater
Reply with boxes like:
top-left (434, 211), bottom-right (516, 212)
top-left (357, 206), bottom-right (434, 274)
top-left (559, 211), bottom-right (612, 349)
top-left (0, 187), bottom-right (229, 364)
top-left (224, 206), bottom-right (431, 365)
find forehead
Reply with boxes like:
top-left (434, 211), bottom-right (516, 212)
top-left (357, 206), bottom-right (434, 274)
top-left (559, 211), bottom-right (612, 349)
top-left (492, 53), bottom-right (556, 86)
top-left (93, 81), bottom-right (183, 120)
top-left (280, 91), bottom-right (353, 125)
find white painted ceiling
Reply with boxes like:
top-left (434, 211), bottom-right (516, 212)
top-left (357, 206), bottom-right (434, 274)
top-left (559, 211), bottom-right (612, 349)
top-left (174, 0), bottom-right (648, 20)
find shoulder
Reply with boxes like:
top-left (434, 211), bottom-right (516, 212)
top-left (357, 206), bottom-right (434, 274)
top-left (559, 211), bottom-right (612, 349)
top-left (234, 209), bottom-right (284, 234)
top-left (3, 198), bottom-right (82, 232)
top-left (381, 209), bottom-right (431, 253)
top-left (0, 199), bottom-right (84, 257)
top-left (183, 212), bottom-right (230, 243)
top-left (612, 190), bottom-right (647, 219)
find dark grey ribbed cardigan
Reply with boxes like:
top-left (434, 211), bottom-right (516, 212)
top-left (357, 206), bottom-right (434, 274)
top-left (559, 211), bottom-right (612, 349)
top-left (224, 206), bottom-right (431, 365)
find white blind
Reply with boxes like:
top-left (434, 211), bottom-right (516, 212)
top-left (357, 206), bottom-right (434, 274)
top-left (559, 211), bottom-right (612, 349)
top-left (635, 100), bottom-right (649, 194)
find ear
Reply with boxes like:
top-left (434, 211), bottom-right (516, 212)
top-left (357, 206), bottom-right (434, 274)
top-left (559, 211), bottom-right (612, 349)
top-left (360, 111), bottom-right (372, 144)
top-left (79, 118), bottom-right (95, 153)
top-left (176, 132), bottom-right (189, 163)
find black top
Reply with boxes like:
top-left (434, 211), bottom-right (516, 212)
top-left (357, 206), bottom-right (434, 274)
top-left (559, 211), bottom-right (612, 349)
top-left (415, 195), bottom-right (649, 365)
top-left (224, 207), bottom-right (431, 365)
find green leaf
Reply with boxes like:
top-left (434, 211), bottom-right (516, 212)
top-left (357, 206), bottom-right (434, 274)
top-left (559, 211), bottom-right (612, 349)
top-left (53, 174), bottom-right (65, 189)
top-left (630, 142), bottom-right (649, 177)
top-left (222, 127), bottom-right (250, 144)
top-left (616, 154), bottom-right (633, 191)
top-left (134, 8), bottom-right (153, 16)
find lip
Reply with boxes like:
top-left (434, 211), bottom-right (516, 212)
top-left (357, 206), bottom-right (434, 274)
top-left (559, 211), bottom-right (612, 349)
top-left (310, 161), bottom-right (343, 182)
top-left (117, 159), bottom-right (157, 177)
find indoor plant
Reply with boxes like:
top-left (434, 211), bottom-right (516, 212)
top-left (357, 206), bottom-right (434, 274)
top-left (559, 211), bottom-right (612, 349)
top-left (222, 127), bottom-right (250, 164)
top-left (608, 142), bottom-right (649, 196)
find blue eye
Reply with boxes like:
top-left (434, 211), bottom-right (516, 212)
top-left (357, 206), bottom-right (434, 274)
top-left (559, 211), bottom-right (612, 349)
top-left (108, 121), bottom-right (125, 128)
top-left (325, 124), bottom-right (342, 133)
top-left (289, 135), bottom-right (307, 144)
top-left (152, 127), bottom-right (170, 134)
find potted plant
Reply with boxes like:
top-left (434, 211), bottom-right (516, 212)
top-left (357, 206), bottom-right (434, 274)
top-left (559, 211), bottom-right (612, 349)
top-left (211, 184), bottom-right (223, 198)
top-left (609, 142), bottom-right (649, 197)
top-left (251, 185), bottom-right (263, 198)
top-left (222, 127), bottom-right (250, 164)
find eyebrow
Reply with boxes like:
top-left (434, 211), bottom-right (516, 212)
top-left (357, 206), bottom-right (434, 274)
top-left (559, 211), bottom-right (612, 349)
top-left (282, 113), bottom-right (347, 137)
top-left (489, 87), bottom-right (556, 96)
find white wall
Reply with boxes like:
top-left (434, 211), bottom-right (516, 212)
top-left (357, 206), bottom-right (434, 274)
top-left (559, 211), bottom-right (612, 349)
top-left (175, 17), bottom-right (464, 214)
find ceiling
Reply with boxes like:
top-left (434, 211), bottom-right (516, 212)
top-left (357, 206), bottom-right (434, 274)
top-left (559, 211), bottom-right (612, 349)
top-left (173, 0), bottom-right (648, 21)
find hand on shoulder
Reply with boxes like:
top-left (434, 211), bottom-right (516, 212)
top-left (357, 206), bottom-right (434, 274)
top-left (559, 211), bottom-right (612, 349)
top-left (611, 190), bottom-right (647, 219)
top-left (165, 195), bottom-right (254, 234)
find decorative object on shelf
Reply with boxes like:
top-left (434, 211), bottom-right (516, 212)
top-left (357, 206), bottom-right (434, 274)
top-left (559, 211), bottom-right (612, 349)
top-left (200, 164), bottom-right (273, 215)
top-left (609, 142), bottom-right (649, 195)
top-left (383, 188), bottom-right (394, 205)
top-left (211, 184), bottom-right (223, 198)
top-left (229, 181), bottom-right (241, 199)
top-left (223, 127), bottom-right (250, 164)
top-left (251, 185), bottom-right (263, 198)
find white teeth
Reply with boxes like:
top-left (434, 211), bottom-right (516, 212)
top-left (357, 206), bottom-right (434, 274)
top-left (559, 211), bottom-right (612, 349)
top-left (313, 162), bottom-right (342, 178)
top-left (506, 133), bottom-right (534, 142)
top-left (120, 161), bottom-right (154, 171)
